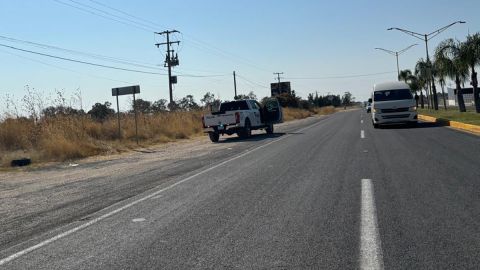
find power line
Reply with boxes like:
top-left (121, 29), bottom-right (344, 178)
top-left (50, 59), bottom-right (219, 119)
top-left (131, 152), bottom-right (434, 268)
top-left (55, 0), bottom-right (273, 73)
top-left (0, 35), bottom-right (165, 70)
top-left (52, 0), bottom-right (153, 32)
top-left (285, 71), bottom-right (397, 80)
top-left (236, 74), bottom-right (269, 89)
top-left (0, 43), bottom-right (167, 75)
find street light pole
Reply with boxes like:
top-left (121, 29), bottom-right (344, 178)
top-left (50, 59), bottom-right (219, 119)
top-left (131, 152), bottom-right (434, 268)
top-left (375, 44), bottom-right (418, 78)
top-left (387, 21), bottom-right (466, 110)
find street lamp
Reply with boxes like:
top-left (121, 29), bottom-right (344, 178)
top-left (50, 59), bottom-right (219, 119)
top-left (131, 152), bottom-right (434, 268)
top-left (375, 44), bottom-right (418, 77)
top-left (387, 21), bottom-right (466, 109)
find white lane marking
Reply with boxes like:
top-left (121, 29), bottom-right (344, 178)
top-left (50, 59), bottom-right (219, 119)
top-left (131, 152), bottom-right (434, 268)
top-left (360, 179), bottom-right (384, 270)
top-left (0, 117), bottom-right (327, 266)
top-left (361, 120), bottom-right (364, 124)
top-left (361, 130), bottom-right (365, 139)
top-left (132, 218), bottom-right (145, 223)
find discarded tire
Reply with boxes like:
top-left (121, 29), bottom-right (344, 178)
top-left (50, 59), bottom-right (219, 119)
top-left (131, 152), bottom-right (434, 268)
top-left (11, 158), bottom-right (31, 167)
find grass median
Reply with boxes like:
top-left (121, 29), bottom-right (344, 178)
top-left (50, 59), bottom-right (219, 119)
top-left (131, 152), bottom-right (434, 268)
top-left (418, 108), bottom-right (480, 126)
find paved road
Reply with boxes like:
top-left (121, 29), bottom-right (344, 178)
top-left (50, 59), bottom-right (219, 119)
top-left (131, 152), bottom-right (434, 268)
top-left (1, 109), bottom-right (480, 269)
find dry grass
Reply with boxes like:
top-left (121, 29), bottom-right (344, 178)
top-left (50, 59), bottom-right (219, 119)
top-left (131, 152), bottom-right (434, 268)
top-left (0, 111), bottom-right (204, 166)
top-left (282, 106), bottom-right (336, 121)
top-left (0, 106), bottom-right (336, 166)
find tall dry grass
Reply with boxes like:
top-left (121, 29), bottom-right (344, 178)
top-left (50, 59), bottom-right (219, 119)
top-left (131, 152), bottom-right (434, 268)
top-left (0, 111), bottom-right (204, 166)
top-left (282, 106), bottom-right (335, 121)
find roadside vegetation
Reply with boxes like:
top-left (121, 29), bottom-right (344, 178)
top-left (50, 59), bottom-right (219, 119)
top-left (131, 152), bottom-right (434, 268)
top-left (0, 89), bottom-right (350, 166)
top-left (398, 32), bottom-right (480, 114)
top-left (417, 108), bottom-right (480, 125)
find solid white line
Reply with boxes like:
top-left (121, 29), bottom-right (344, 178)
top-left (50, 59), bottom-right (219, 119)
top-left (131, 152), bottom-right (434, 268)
top-left (0, 117), bottom-right (327, 266)
top-left (361, 130), bottom-right (365, 139)
top-left (360, 179), bottom-right (384, 270)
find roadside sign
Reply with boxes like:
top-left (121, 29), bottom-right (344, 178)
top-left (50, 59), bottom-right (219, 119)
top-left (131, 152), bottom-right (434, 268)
top-left (111, 85), bottom-right (141, 144)
top-left (112, 85), bottom-right (140, 96)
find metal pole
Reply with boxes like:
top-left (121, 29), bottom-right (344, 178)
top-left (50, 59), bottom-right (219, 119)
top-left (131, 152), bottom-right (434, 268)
top-left (116, 94), bottom-right (121, 139)
top-left (424, 34), bottom-right (432, 109)
top-left (395, 52), bottom-right (400, 78)
top-left (133, 92), bottom-right (139, 145)
top-left (233, 71), bottom-right (237, 99)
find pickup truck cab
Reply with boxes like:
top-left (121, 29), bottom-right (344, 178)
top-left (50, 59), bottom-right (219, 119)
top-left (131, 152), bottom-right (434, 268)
top-left (202, 98), bottom-right (283, 142)
top-left (371, 81), bottom-right (418, 128)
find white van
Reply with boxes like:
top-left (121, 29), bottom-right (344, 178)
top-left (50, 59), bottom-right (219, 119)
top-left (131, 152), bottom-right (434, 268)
top-left (370, 81), bottom-right (417, 128)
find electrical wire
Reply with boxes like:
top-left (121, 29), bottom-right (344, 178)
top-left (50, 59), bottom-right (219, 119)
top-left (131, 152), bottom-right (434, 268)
top-left (0, 35), bottom-right (165, 71)
top-left (285, 71), bottom-right (397, 80)
top-left (0, 43), bottom-right (167, 75)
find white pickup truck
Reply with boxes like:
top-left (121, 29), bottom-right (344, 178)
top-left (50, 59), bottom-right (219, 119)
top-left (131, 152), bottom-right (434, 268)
top-left (202, 98), bottom-right (283, 142)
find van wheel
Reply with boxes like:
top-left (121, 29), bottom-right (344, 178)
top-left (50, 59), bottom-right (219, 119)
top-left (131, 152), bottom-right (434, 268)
top-left (373, 123), bottom-right (379, 129)
top-left (266, 123), bottom-right (274, 134)
top-left (209, 132), bottom-right (220, 142)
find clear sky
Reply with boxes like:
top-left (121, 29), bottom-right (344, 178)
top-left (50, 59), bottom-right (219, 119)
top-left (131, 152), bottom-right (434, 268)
top-left (0, 0), bottom-right (478, 113)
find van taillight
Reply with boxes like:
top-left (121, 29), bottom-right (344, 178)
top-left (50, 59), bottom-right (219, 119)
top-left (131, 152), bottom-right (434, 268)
top-left (235, 112), bottom-right (240, 124)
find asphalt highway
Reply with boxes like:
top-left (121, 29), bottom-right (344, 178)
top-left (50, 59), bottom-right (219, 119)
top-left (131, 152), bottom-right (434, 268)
top-left (1, 109), bottom-right (479, 269)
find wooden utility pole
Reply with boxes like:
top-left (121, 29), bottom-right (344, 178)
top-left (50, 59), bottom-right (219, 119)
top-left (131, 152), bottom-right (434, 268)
top-left (155, 30), bottom-right (180, 105)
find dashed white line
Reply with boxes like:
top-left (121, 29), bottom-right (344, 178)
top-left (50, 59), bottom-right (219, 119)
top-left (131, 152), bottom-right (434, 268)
top-left (0, 116), bottom-right (327, 266)
top-left (361, 120), bottom-right (364, 124)
top-left (360, 179), bottom-right (384, 270)
top-left (361, 130), bottom-right (365, 139)
top-left (132, 218), bottom-right (146, 222)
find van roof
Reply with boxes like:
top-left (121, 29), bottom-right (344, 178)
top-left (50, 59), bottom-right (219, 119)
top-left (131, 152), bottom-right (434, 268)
top-left (374, 81), bottom-right (410, 92)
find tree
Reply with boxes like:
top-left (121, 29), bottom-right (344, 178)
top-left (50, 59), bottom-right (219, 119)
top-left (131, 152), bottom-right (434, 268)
top-left (151, 99), bottom-right (168, 113)
top-left (342, 92), bottom-right (354, 108)
top-left (88, 102), bottom-right (115, 121)
top-left (435, 38), bottom-right (469, 112)
top-left (177, 95), bottom-right (200, 111)
top-left (415, 59), bottom-right (430, 109)
top-left (398, 69), bottom-right (412, 83)
top-left (132, 99), bottom-right (152, 114)
top-left (200, 92), bottom-right (221, 110)
top-left (461, 33), bottom-right (480, 113)
top-left (433, 60), bottom-right (448, 110)
top-left (42, 105), bottom-right (82, 117)
top-left (235, 91), bottom-right (257, 101)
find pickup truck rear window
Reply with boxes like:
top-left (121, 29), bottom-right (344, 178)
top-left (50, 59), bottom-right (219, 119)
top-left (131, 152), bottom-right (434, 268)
top-left (374, 89), bottom-right (413, 101)
top-left (219, 101), bottom-right (249, 112)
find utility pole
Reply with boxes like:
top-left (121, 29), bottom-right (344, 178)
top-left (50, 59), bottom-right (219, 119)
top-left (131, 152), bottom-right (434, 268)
top-left (273, 72), bottom-right (283, 84)
top-left (233, 71), bottom-right (237, 99)
top-left (155, 30), bottom-right (180, 105)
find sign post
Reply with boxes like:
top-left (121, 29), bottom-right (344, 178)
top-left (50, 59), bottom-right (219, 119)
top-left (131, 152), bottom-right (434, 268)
top-left (112, 85), bottom-right (141, 144)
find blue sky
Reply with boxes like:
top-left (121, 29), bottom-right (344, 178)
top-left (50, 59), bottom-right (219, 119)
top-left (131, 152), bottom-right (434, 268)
top-left (0, 0), bottom-right (478, 113)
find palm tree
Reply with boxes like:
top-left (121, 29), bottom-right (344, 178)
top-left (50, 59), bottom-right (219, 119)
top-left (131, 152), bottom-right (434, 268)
top-left (429, 60), bottom-right (439, 110)
top-left (398, 69), bottom-right (412, 83)
top-left (415, 59), bottom-right (430, 109)
top-left (461, 33), bottom-right (480, 113)
top-left (433, 60), bottom-right (448, 110)
top-left (435, 39), bottom-right (469, 112)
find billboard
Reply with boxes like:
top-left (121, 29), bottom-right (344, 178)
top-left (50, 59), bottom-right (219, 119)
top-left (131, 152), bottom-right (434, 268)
top-left (270, 81), bottom-right (291, 96)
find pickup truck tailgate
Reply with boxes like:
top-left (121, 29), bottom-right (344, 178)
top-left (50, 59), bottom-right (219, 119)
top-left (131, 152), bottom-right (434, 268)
top-left (203, 112), bottom-right (237, 127)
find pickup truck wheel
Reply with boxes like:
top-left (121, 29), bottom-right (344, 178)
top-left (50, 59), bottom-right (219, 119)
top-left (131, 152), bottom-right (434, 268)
top-left (266, 123), bottom-right (274, 134)
top-left (208, 132), bottom-right (220, 142)
top-left (238, 119), bottom-right (252, 138)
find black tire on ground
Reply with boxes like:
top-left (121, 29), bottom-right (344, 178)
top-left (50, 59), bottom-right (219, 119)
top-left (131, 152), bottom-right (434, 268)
top-left (238, 119), bottom-right (252, 138)
top-left (266, 123), bottom-right (274, 134)
top-left (208, 132), bottom-right (220, 142)
top-left (373, 123), bottom-right (379, 129)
